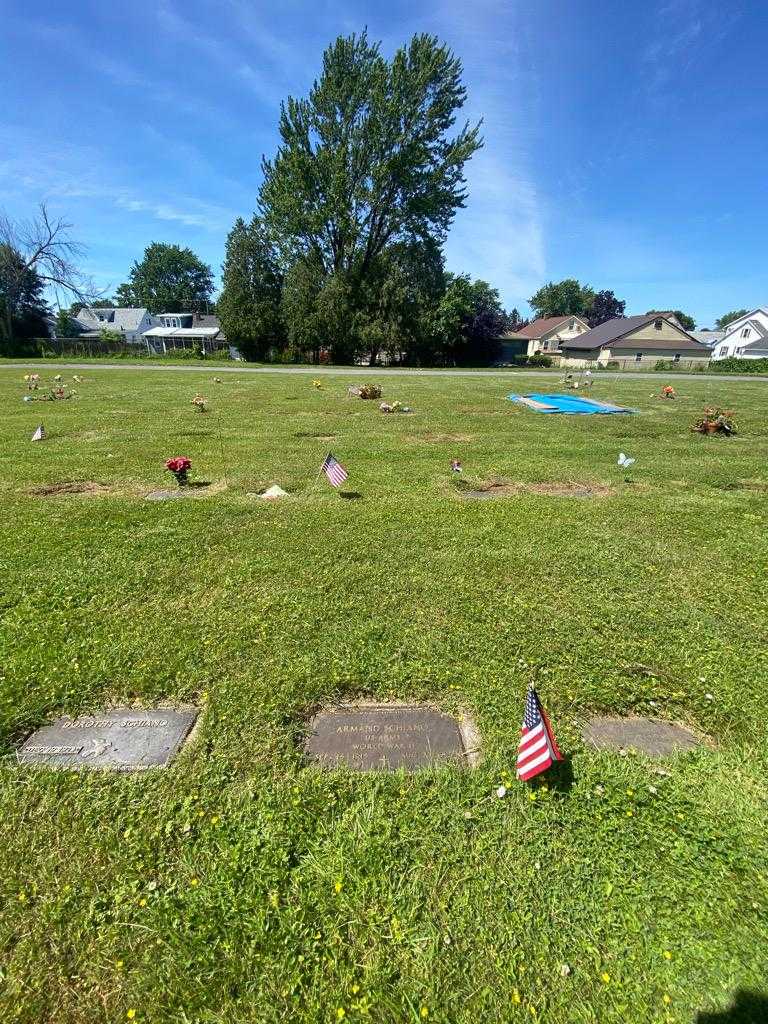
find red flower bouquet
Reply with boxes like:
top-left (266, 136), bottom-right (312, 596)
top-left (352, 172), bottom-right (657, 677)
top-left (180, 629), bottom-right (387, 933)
top-left (165, 456), bottom-right (192, 486)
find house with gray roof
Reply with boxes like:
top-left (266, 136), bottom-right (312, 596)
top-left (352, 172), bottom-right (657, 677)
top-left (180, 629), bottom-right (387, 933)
top-left (142, 311), bottom-right (226, 354)
top-left (69, 307), bottom-right (156, 341)
top-left (710, 308), bottom-right (768, 361)
top-left (559, 314), bottom-right (711, 368)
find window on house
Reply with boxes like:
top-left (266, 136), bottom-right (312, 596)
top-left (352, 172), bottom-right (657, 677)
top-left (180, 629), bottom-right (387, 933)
top-left (741, 328), bottom-right (750, 338)
top-left (635, 352), bottom-right (643, 362)
top-left (718, 347), bottom-right (727, 357)
top-left (737, 347), bottom-right (744, 355)
top-left (654, 319), bottom-right (663, 330)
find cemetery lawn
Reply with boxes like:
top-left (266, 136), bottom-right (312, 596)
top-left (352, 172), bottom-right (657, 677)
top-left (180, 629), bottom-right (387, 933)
top-left (1, 367), bottom-right (767, 1024)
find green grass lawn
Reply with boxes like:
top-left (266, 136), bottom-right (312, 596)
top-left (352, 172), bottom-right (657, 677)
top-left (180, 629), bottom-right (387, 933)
top-left (1, 367), bottom-right (767, 1024)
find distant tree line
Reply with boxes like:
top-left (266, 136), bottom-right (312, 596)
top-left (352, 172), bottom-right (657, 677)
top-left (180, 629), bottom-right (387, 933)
top-left (2, 32), bottom-right (739, 362)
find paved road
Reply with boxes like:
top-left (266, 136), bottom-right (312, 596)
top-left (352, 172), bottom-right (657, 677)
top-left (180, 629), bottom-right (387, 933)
top-left (5, 361), bottom-right (767, 384)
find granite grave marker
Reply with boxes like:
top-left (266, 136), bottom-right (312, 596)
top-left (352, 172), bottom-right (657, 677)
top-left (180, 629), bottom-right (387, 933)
top-left (17, 708), bottom-right (198, 770)
top-left (304, 704), bottom-right (476, 770)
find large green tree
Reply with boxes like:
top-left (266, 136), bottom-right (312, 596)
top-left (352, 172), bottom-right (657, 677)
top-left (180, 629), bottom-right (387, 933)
top-left (259, 31), bottom-right (481, 358)
top-left (0, 203), bottom-right (94, 352)
top-left (529, 279), bottom-right (595, 319)
top-left (116, 243), bottom-right (213, 313)
top-left (715, 309), bottom-right (748, 330)
top-left (218, 216), bottom-right (285, 360)
top-left (0, 245), bottom-right (49, 347)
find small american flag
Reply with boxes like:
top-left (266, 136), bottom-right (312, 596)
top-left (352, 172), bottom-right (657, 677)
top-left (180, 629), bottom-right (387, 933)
top-left (31, 424), bottom-right (46, 441)
top-left (321, 452), bottom-right (348, 488)
top-left (517, 684), bottom-right (562, 781)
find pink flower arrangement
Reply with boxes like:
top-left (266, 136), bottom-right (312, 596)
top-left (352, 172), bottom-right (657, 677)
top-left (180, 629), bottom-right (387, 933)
top-left (165, 456), bottom-right (192, 486)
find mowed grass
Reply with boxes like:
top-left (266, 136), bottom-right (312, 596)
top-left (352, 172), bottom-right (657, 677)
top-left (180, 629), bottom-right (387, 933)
top-left (1, 368), bottom-right (767, 1024)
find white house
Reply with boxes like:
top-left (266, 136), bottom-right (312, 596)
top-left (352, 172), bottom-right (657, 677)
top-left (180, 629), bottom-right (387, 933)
top-left (710, 309), bottom-right (768, 360)
top-left (71, 307), bottom-right (156, 341)
top-left (142, 312), bottom-right (226, 354)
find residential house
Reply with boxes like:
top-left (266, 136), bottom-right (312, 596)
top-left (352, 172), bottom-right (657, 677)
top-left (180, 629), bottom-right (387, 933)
top-left (142, 312), bottom-right (227, 354)
top-left (500, 315), bottom-right (590, 361)
top-left (691, 330), bottom-right (726, 349)
top-left (709, 309), bottom-right (768, 361)
top-left (69, 307), bottom-right (156, 341)
top-left (559, 314), bottom-right (711, 368)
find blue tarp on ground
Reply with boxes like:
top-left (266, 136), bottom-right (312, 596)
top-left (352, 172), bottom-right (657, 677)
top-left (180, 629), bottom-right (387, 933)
top-left (507, 393), bottom-right (632, 414)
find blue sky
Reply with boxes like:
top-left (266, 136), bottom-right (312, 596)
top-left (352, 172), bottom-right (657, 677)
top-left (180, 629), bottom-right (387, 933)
top-left (1, 0), bottom-right (765, 326)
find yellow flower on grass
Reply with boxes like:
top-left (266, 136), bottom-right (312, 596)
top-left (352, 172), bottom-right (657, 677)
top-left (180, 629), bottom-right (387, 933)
top-left (351, 985), bottom-right (360, 995)
top-left (336, 1009), bottom-right (345, 1020)
top-left (529, 1008), bottom-right (537, 1018)
top-left (626, 810), bottom-right (634, 817)
top-left (663, 950), bottom-right (672, 960)
top-left (127, 1011), bottom-right (136, 1020)
top-left (210, 815), bottom-right (220, 825)
top-left (601, 972), bottom-right (611, 984)
top-left (420, 1008), bottom-right (429, 1018)
top-left (17, 893), bottom-right (27, 902)
top-left (116, 960), bottom-right (124, 970)
top-left (663, 994), bottom-right (672, 1005)
top-left (190, 878), bottom-right (199, 887)
top-left (512, 989), bottom-right (521, 1004)
top-left (334, 881), bottom-right (343, 894)
top-left (528, 793), bottom-right (536, 802)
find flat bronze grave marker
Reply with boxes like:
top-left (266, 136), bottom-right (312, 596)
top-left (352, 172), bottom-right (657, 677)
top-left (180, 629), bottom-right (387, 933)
top-left (582, 716), bottom-right (701, 757)
top-left (304, 704), bottom-right (475, 771)
top-left (17, 708), bottom-right (198, 771)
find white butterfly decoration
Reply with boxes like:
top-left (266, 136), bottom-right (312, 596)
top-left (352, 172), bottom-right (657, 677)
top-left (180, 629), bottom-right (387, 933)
top-left (617, 452), bottom-right (636, 468)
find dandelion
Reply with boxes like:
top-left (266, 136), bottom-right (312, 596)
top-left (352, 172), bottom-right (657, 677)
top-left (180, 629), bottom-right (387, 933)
top-left (210, 815), bottom-right (220, 825)
top-left (512, 989), bottom-right (521, 1004)
top-left (528, 792), bottom-right (536, 802)
top-left (626, 810), bottom-right (633, 817)
top-left (601, 972), bottom-right (610, 984)
top-left (334, 881), bottom-right (343, 894)
top-left (127, 1011), bottom-right (136, 1020)
top-left (626, 789), bottom-right (634, 797)
top-left (116, 960), bottom-right (124, 970)
top-left (17, 892), bottom-right (27, 902)
top-left (351, 985), bottom-right (360, 995)
top-left (138, 898), bottom-right (147, 907)
top-left (663, 994), bottom-right (672, 1005)
top-left (529, 1008), bottom-right (537, 1018)
top-left (663, 950), bottom-right (672, 961)
top-left (420, 1008), bottom-right (429, 1018)
top-left (336, 1009), bottom-right (345, 1020)
top-left (190, 878), bottom-right (199, 887)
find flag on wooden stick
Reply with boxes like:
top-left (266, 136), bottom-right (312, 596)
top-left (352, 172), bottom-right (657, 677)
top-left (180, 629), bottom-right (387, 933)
top-left (31, 424), bottom-right (46, 441)
top-left (321, 452), bottom-right (348, 488)
top-left (517, 683), bottom-right (562, 781)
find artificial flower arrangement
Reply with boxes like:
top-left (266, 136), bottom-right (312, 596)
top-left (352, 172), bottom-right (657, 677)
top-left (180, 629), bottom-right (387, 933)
top-left (661, 385), bottom-right (676, 399)
top-left (692, 407), bottom-right (737, 435)
top-left (379, 400), bottom-right (411, 413)
top-left (312, 379), bottom-right (323, 389)
top-left (23, 374), bottom-right (40, 390)
top-left (358, 383), bottom-right (382, 400)
top-left (165, 456), bottom-right (192, 486)
top-left (191, 395), bottom-right (208, 413)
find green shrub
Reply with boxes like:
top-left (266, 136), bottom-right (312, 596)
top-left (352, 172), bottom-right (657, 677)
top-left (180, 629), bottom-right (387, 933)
top-left (654, 360), bottom-right (674, 372)
top-left (711, 357), bottom-right (768, 374)
top-left (526, 354), bottom-right (553, 367)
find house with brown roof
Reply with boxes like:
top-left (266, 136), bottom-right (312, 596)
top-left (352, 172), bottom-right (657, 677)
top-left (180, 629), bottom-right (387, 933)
top-left (501, 315), bottom-right (590, 361)
top-left (559, 314), bottom-right (710, 369)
